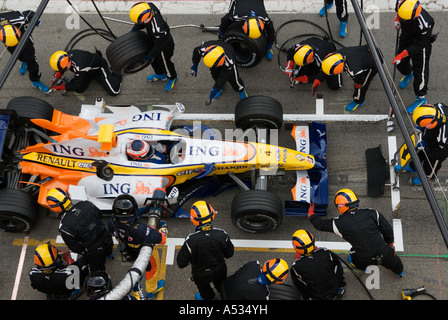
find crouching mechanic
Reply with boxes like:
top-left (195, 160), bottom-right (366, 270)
top-left (218, 0), bottom-right (275, 60)
top-left (290, 228), bottom-right (346, 300)
top-left (284, 37), bottom-right (342, 94)
top-left (321, 45), bottom-right (378, 112)
top-left (108, 194), bottom-right (168, 299)
top-left (397, 103), bottom-right (448, 186)
top-left (29, 242), bottom-right (89, 300)
top-left (0, 10), bottom-right (48, 92)
top-left (191, 40), bottom-right (248, 102)
top-left (48, 49), bottom-right (122, 96)
top-left (308, 189), bottom-right (404, 277)
top-left (46, 188), bottom-right (114, 273)
top-left (177, 201), bottom-right (234, 300)
top-left (221, 258), bottom-right (289, 300)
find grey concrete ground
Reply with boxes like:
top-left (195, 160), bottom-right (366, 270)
top-left (0, 7), bottom-right (447, 308)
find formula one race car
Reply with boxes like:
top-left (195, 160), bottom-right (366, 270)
top-left (0, 95), bottom-right (328, 233)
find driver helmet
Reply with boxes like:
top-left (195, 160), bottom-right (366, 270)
top-left (0, 23), bottom-right (21, 47)
top-left (334, 188), bottom-right (359, 214)
top-left (129, 2), bottom-right (154, 24)
top-left (127, 140), bottom-right (155, 160)
top-left (293, 44), bottom-right (315, 66)
top-left (112, 194), bottom-right (138, 217)
top-left (257, 258), bottom-right (289, 285)
top-left (49, 51), bottom-right (72, 72)
top-left (46, 188), bottom-right (73, 213)
top-left (242, 11), bottom-right (265, 39)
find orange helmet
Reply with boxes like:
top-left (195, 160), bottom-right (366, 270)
top-left (34, 242), bottom-right (59, 268)
top-left (0, 23), bottom-right (21, 47)
top-left (46, 188), bottom-right (73, 213)
top-left (321, 53), bottom-right (344, 75)
top-left (129, 2), bottom-right (154, 24)
top-left (334, 188), bottom-right (359, 214)
top-left (190, 200), bottom-right (216, 226)
top-left (242, 15), bottom-right (265, 39)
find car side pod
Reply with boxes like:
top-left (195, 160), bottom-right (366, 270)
top-left (285, 122), bottom-right (328, 216)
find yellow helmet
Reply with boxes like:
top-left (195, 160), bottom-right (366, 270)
top-left (242, 17), bottom-right (265, 39)
top-left (0, 23), bottom-right (21, 47)
top-left (334, 188), bottom-right (359, 214)
top-left (258, 258), bottom-right (289, 285)
top-left (202, 45), bottom-right (225, 68)
top-left (413, 104), bottom-right (444, 129)
top-left (292, 229), bottom-right (315, 255)
top-left (190, 200), bottom-right (216, 226)
top-left (397, 0), bottom-right (421, 20)
top-left (321, 53), bottom-right (344, 75)
top-left (49, 51), bottom-right (71, 72)
top-left (129, 2), bottom-right (153, 24)
top-left (293, 44), bottom-right (314, 66)
top-left (34, 242), bottom-right (59, 268)
top-left (46, 188), bottom-right (73, 213)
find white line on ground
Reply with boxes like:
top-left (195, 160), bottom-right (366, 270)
top-left (11, 232), bottom-right (29, 300)
top-left (178, 99), bottom-right (389, 122)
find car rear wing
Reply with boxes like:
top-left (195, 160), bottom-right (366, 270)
top-left (285, 122), bottom-right (328, 216)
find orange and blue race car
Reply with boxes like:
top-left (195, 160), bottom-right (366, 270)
top-left (0, 95), bottom-right (328, 233)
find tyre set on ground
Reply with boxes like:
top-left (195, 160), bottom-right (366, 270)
top-left (105, 22), bottom-right (267, 76)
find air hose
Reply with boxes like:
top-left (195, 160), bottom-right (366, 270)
top-left (337, 255), bottom-right (375, 300)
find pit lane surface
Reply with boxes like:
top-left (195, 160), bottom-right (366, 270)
top-left (0, 10), bottom-right (448, 301)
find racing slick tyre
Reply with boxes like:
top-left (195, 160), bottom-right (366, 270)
top-left (6, 96), bottom-right (54, 120)
top-left (106, 31), bottom-right (152, 76)
top-left (222, 22), bottom-right (268, 68)
top-left (269, 284), bottom-right (302, 300)
top-left (0, 189), bottom-right (38, 232)
top-left (235, 95), bottom-right (283, 130)
top-left (231, 189), bottom-right (283, 233)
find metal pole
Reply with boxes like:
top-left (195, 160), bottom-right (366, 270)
top-left (350, 0), bottom-right (448, 249)
top-left (0, 0), bottom-right (50, 90)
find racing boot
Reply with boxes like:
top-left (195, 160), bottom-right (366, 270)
top-left (406, 96), bottom-right (426, 114)
top-left (195, 293), bottom-right (217, 300)
top-left (399, 72), bottom-right (413, 89)
top-left (339, 21), bottom-right (348, 38)
top-left (319, 3), bottom-right (334, 17)
top-left (164, 77), bottom-right (177, 91)
top-left (239, 89), bottom-right (248, 100)
top-left (147, 73), bottom-right (167, 82)
top-left (411, 176), bottom-right (422, 186)
top-left (32, 81), bottom-right (49, 93)
top-left (394, 164), bottom-right (416, 173)
top-left (146, 279), bottom-right (165, 299)
top-left (345, 100), bottom-right (365, 112)
top-left (19, 61), bottom-right (27, 75)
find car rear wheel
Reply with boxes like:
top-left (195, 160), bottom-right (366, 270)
top-left (231, 189), bottom-right (283, 233)
top-left (7, 96), bottom-right (54, 120)
top-left (106, 31), bottom-right (152, 76)
top-left (0, 189), bottom-right (38, 232)
top-left (235, 95), bottom-right (283, 130)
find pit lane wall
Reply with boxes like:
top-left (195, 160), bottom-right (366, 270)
top-left (1, 0), bottom-right (447, 14)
